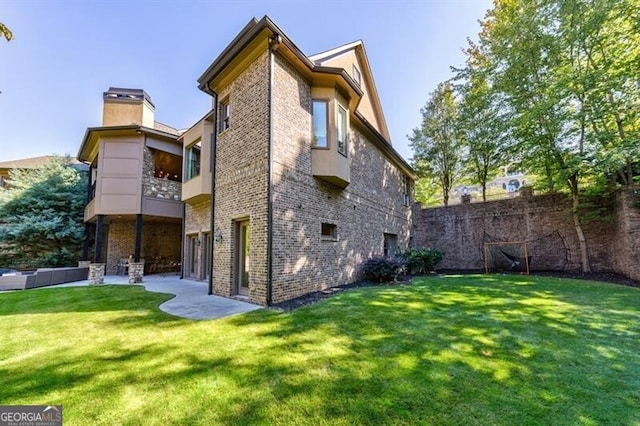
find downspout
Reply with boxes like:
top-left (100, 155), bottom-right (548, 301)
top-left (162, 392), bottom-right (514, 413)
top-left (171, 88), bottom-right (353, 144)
top-left (209, 94), bottom-right (218, 296)
top-left (180, 202), bottom-right (185, 279)
top-left (266, 34), bottom-right (281, 306)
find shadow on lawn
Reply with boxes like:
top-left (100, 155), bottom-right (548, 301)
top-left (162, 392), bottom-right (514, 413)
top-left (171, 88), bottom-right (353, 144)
top-left (221, 276), bottom-right (640, 424)
top-left (1, 276), bottom-right (638, 424)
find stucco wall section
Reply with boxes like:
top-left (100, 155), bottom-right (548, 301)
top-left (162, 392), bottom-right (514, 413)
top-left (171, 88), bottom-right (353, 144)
top-left (270, 54), bottom-right (412, 303)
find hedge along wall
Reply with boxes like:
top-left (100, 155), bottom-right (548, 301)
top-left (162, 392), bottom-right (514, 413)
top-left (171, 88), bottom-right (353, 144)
top-left (413, 188), bottom-right (640, 282)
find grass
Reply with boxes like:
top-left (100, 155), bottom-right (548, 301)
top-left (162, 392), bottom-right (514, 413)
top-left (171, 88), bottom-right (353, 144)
top-left (0, 275), bottom-right (639, 425)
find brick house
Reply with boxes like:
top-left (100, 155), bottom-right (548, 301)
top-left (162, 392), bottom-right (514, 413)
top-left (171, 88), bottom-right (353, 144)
top-left (182, 16), bottom-right (416, 305)
top-left (77, 88), bottom-right (184, 275)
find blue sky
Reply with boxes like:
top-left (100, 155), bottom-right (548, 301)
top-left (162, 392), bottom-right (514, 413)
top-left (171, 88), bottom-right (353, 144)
top-left (0, 0), bottom-right (492, 163)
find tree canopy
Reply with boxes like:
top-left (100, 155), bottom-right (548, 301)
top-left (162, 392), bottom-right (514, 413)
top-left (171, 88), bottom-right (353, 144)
top-left (409, 81), bottom-right (463, 207)
top-left (0, 157), bottom-right (86, 269)
top-left (412, 0), bottom-right (639, 271)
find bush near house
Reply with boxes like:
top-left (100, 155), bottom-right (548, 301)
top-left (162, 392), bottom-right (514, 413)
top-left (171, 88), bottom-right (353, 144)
top-left (361, 256), bottom-right (407, 282)
top-left (399, 247), bottom-right (444, 274)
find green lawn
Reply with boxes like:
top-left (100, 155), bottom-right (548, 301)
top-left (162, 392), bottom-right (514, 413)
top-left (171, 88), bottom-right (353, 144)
top-left (1, 275), bottom-right (639, 425)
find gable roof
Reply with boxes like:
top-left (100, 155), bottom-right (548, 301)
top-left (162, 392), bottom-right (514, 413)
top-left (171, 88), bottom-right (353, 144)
top-left (197, 15), bottom-right (414, 179)
top-left (309, 40), bottom-right (390, 141)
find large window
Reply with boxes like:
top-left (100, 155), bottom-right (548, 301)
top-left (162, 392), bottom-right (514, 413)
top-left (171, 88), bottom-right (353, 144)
top-left (312, 100), bottom-right (328, 148)
top-left (185, 140), bottom-right (201, 180)
top-left (219, 99), bottom-right (230, 133)
top-left (337, 105), bottom-right (348, 156)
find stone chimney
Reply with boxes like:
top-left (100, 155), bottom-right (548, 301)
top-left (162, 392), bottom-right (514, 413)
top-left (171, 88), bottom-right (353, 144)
top-left (102, 87), bottom-right (155, 127)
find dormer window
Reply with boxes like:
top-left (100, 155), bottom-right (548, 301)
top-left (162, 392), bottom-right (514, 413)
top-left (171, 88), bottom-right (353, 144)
top-left (312, 100), bottom-right (328, 148)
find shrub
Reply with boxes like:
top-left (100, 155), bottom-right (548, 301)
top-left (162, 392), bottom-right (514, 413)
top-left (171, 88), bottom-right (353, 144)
top-left (399, 248), bottom-right (444, 274)
top-left (361, 256), bottom-right (407, 283)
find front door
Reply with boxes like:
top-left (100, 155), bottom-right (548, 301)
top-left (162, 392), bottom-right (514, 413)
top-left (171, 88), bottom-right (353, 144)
top-left (235, 220), bottom-right (250, 296)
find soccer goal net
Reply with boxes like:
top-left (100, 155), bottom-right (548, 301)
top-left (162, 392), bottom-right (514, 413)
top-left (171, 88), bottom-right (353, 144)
top-left (483, 241), bottom-right (530, 274)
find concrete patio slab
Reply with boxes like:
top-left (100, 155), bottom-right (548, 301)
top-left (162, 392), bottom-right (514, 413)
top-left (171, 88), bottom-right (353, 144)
top-left (36, 274), bottom-right (262, 320)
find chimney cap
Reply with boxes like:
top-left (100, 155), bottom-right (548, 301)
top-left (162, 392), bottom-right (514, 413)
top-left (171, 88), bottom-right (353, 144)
top-left (103, 87), bottom-right (155, 108)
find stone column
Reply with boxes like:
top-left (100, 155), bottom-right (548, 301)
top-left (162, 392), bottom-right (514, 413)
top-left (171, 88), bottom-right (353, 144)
top-left (78, 260), bottom-right (91, 268)
top-left (128, 262), bottom-right (144, 284)
top-left (88, 263), bottom-right (105, 285)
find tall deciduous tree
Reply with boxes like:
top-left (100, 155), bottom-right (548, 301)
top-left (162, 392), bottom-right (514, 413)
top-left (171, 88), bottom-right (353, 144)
top-left (455, 41), bottom-right (508, 201)
top-left (409, 81), bottom-right (463, 207)
top-left (0, 157), bottom-right (86, 268)
top-left (481, 0), bottom-right (595, 272)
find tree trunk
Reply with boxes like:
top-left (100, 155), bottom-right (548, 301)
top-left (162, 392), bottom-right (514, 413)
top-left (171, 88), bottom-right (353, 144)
top-left (571, 185), bottom-right (591, 273)
top-left (482, 185), bottom-right (487, 202)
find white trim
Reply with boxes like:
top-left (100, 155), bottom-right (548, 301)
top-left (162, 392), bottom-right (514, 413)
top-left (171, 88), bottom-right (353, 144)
top-left (309, 40), bottom-right (363, 63)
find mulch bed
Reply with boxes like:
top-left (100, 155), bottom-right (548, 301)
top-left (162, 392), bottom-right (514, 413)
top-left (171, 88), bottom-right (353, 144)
top-left (271, 270), bottom-right (639, 311)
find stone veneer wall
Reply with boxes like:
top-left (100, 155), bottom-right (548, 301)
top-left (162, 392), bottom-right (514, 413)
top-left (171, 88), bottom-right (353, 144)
top-left (269, 54), bottom-right (413, 303)
top-left (211, 50), bottom-right (270, 305)
top-left (413, 188), bottom-right (640, 281)
top-left (142, 147), bottom-right (181, 201)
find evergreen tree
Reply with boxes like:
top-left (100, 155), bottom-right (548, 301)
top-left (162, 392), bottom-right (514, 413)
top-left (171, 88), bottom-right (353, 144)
top-left (0, 156), bottom-right (86, 268)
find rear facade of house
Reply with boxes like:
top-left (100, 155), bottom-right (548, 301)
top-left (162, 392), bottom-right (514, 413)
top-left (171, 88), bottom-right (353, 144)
top-left (182, 17), bottom-right (415, 305)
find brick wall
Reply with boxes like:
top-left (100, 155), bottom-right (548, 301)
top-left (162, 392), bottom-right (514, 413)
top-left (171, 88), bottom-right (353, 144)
top-left (610, 188), bottom-right (640, 281)
top-left (211, 50), bottom-right (270, 305)
top-left (414, 188), bottom-right (640, 281)
top-left (184, 199), bottom-right (211, 281)
top-left (104, 219), bottom-right (181, 275)
top-left (270, 54), bottom-right (413, 303)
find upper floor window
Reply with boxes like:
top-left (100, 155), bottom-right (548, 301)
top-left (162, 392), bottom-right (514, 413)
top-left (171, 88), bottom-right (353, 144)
top-left (312, 100), bottom-right (328, 148)
top-left (185, 140), bottom-right (201, 180)
top-left (219, 98), bottom-right (230, 133)
top-left (352, 65), bottom-right (361, 86)
top-left (403, 175), bottom-right (411, 206)
top-left (337, 105), bottom-right (348, 156)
